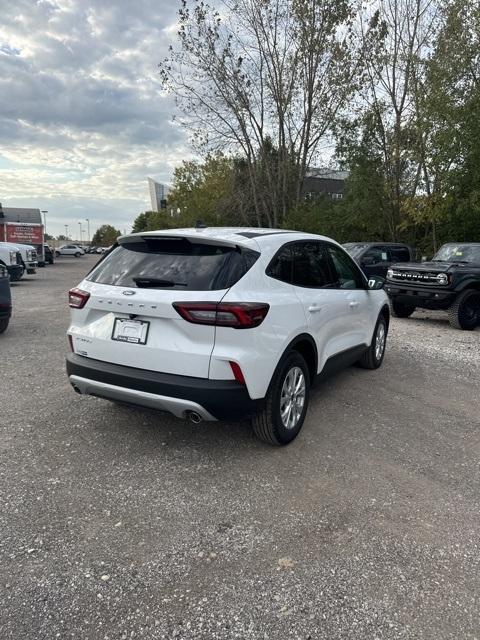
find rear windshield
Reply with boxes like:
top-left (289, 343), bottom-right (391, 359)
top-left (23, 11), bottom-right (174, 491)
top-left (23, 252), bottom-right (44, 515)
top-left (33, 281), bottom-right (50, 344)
top-left (87, 238), bottom-right (259, 291)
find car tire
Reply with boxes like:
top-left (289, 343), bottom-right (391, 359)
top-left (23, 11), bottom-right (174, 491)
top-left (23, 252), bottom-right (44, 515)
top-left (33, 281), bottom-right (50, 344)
top-left (55, 251), bottom-right (60, 257)
top-left (0, 318), bottom-right (9, 334)
top-left (357, 314), bottom-right (388, 370)
top-left (74, 252), bottom-right (81, 258)
top-left (448, 289), bottom-right (480, 330)
top-left (252, 351), bottom-right (310, 446)
top-left (391, 300), bottom-right (416, 318)
top-left (9, 272), bottom-right (22, 282)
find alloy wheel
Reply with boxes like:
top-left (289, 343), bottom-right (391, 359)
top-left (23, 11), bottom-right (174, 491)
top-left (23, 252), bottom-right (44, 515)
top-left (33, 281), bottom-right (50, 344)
top-left (280, 366), bottom-right (306, 430)
top-left (375, 322), bottom-right (386, 361)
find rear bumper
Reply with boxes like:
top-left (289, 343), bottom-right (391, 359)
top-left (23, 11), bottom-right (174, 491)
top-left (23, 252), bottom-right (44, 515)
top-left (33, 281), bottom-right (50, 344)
top-left (385, 283), bottom-right (456, 309)
top-left (66, 353), bottom-right (264, 421)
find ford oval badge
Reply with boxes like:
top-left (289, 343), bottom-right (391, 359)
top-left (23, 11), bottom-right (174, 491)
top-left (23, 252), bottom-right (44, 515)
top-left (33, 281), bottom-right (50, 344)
top-left (122, 290), bottom-right (135, 296)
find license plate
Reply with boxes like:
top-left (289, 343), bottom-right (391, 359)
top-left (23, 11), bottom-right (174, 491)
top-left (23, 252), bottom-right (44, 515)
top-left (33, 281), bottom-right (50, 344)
top-left (111, 318), bottom-right (150, 345)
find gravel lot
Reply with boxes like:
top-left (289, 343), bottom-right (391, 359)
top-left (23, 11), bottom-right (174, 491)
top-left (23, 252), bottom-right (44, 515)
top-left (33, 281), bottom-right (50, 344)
top-left (1, 256), bottom-right (479, 640)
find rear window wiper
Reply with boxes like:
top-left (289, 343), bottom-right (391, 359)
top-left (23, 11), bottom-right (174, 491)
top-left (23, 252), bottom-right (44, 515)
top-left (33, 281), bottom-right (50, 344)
top-left (133, 277), bottom-right (188, 288)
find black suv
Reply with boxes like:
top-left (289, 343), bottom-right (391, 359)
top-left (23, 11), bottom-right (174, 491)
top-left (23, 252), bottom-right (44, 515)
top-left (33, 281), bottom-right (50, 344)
top-left (343, 242), bottom-right (414, 279)
top-left (385, 243), bottom-right (480, 330)
top-left (44, 244), bottom-right (55, 265)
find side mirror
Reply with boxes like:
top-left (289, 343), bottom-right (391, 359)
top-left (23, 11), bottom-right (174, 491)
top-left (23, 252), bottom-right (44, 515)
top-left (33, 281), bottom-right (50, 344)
top-left (368, 276), bottom-right (385, 290)
top-left (361, 255), bottom-right (375, 266)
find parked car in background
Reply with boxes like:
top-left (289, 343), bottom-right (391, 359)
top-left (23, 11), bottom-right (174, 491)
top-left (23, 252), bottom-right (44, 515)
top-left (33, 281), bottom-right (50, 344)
top-left (385, 242), bottom-right (480, 330)
top-left (344, 242), bottom-right (415, 280)
top-left (0, 264), bottom-right (12, 333)
top-left (12, 242), bottom-right (38, 274)
top-left (55, 244), bottom-right (85, 257)
top-left (0, 242), bottom-right (23, 281)
top-left (66, 227), bottom-right (390, 446)
top-left (44, 244), bottom-right (55, 265)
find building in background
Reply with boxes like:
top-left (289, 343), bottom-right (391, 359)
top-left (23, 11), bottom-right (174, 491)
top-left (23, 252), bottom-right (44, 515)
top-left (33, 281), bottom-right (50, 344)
top-left (147, 178), bottom-right (169, 212)
top-left (0, 204), bottom-right (44, 264)
top-left (303, 168), bottom-right (349, 200)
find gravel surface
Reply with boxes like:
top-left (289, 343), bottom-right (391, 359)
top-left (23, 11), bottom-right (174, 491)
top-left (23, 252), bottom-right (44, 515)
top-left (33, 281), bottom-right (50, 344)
top-left (1, 256), bottom-right (479, 640)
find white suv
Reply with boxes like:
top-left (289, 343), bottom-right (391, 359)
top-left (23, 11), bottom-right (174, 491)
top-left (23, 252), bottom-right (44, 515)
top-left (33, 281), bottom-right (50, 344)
top-left (56, 244), bottom-right (85, 257)
top-left (66, 228), bottom-right (389, 445)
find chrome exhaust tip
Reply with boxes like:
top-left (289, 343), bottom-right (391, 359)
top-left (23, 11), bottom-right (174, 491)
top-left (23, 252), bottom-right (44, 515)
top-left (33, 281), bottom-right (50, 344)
top-left (187, 411), bottom-right (202, 424)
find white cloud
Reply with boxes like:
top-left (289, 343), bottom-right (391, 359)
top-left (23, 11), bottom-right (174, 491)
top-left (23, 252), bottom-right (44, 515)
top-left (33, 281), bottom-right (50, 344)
top-left (0, 0), bottom-right (190, 236)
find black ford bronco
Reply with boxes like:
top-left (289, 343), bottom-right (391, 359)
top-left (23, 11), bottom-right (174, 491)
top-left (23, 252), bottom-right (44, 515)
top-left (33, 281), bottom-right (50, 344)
top-left (385, 242), bottom-right (480, 330)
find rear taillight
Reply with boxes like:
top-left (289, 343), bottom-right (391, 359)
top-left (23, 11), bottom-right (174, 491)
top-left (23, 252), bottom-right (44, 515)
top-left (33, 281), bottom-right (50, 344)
top-left (67, 334), bottom-right (74, 352)
top-left (68, 288), bottom-right (90, 309)
top-left (173, 302), bottom-right (269, 328)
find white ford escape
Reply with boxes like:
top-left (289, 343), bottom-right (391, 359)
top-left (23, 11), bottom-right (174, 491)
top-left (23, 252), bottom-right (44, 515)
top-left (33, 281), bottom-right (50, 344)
top-left (66, 227), bottom-right (389, 445)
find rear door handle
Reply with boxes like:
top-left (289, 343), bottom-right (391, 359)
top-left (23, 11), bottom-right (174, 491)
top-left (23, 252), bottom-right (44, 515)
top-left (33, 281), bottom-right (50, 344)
top-left (308, 305), bottom-right (322, 313)
top-left (349, 301), bottom-right (359, 308)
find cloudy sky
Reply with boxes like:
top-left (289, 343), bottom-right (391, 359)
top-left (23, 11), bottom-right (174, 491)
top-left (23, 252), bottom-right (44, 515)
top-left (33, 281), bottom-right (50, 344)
top-left (0, 0), bottom-right (189, 238)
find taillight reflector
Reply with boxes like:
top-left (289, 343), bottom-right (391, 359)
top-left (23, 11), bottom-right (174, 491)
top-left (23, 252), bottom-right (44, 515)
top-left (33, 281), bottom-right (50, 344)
top-left (68, 288), bottom-right (90, 309)
top-left (173, 302), bottom-right (269, 328)
top-left (229, 361), bottom-right (246, 385)
top-left (67, 334), bottom-right (74, 352)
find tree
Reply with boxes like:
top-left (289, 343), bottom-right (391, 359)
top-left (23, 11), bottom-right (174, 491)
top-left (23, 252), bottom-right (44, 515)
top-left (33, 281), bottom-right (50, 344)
top-left (350, 0), bottom-right (441, 241)
top-left (168, 153), bottom-right (236, 224)
top-left (161, 0), bottom-right (377, 227)
top-left (91, 225), bottom-right (121, 246)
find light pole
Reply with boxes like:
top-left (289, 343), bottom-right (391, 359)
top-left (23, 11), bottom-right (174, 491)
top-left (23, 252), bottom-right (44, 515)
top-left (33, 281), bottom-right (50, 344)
top-left (65, 224), bottom-right (69, 239)
top-left (41, 210), bottom-right (48, 236)
top-left (78, 221), bottom-right (83, 244)
top-left (85, 218), bottom-right (90, 244)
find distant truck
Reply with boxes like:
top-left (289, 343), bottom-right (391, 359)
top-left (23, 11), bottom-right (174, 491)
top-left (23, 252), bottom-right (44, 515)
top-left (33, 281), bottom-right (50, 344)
top-left (0, 221), bottom-right (44, 266)
top-left (14, 242), bottom-right (38, 274)
top-left (0, 242), bottom-right (24, 281)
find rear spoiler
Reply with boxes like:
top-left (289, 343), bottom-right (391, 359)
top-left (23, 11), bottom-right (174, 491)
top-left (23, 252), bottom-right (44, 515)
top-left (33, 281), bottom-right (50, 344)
top-left (119, 233), bottom-right (250, 251)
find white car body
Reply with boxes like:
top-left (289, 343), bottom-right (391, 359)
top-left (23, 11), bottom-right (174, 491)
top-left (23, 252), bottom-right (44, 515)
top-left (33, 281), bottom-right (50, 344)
top-left (57, 245), bottom-right (85, 256)
top-left (66, 228), bottom-right (389, 443)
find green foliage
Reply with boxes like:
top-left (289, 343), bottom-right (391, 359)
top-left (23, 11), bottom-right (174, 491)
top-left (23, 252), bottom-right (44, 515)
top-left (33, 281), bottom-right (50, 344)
top-left (91, 224), bottom-right (121, 247)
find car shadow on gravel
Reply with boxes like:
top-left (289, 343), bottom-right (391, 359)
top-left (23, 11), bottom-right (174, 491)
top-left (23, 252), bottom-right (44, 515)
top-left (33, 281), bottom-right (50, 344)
top-left (82, 364), bottom-right (368, 455)
top-left (92, 400), bottom-right (256, 451)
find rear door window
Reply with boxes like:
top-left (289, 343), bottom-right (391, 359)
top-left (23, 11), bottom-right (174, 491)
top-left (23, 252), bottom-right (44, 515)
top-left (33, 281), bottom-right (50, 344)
top-left (87, 238), bottom-right (259, 291)
top-left (291, 242), bottom-right (336, 288)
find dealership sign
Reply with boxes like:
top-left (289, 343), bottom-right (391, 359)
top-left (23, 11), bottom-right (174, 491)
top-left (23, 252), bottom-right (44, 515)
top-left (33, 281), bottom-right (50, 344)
top-left (0, 222), bottom-right (44, 245)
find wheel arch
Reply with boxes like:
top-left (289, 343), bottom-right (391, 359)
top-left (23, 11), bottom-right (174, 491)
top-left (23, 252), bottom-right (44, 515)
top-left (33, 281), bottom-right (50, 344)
top-left (282, 333), bottom-right (318, 383)
top-left (380, 303), bottom-right (390, 331)
top-left (458, 281), bottom-right (480, 293)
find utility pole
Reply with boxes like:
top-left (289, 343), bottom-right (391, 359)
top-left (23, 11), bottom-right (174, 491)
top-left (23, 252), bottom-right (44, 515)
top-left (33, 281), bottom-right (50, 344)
top-left (85, 218), bottom-right (90, 243)
top-left (41, 210), bottom-right (48, 236)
